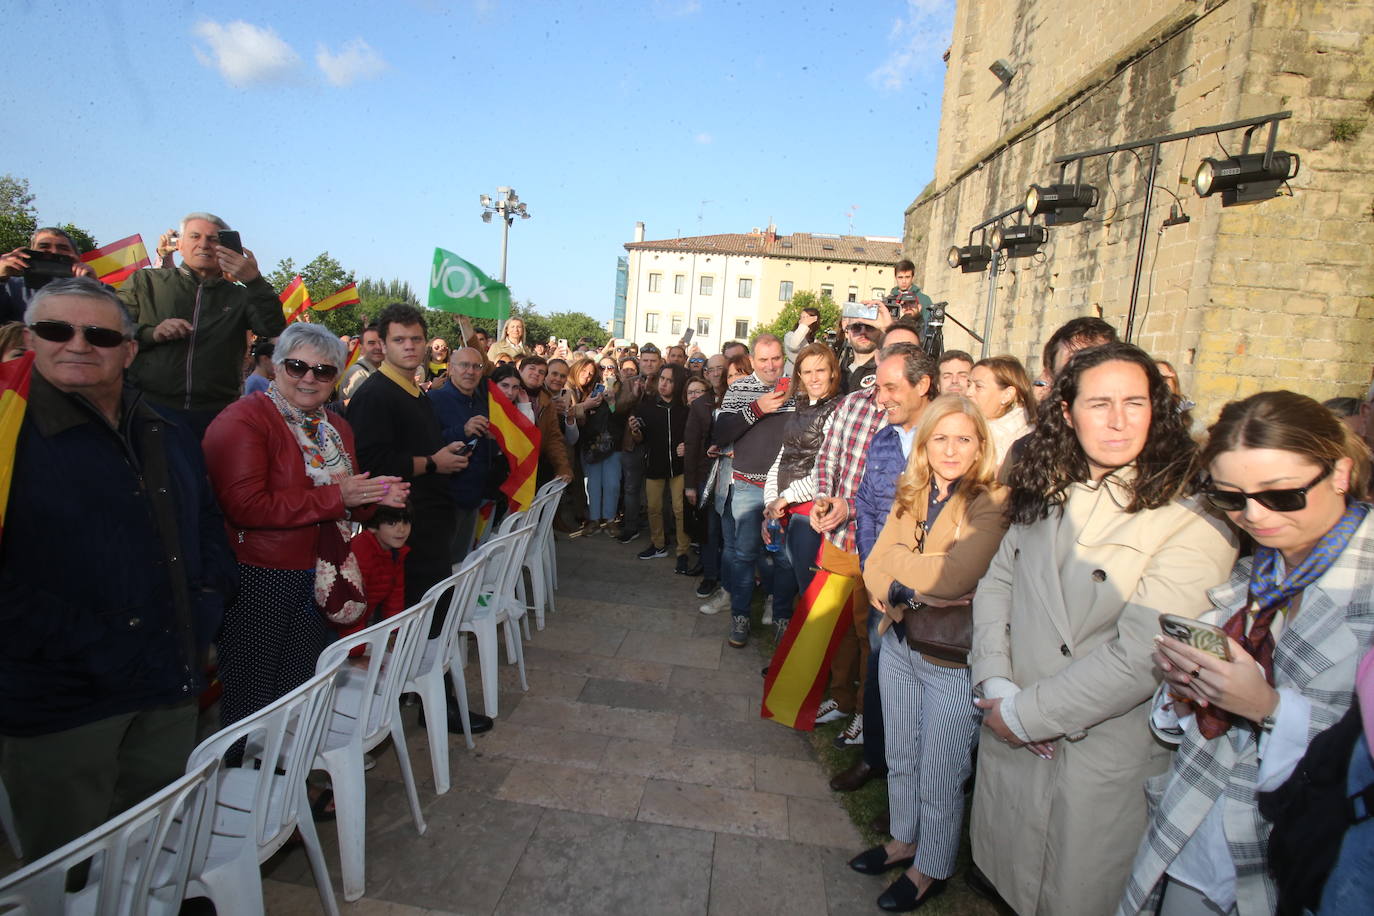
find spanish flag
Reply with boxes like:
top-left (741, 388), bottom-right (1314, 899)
top-left (761, 567), bottom-right (856, 730)
top-left (0, 351), bottom-right (35, 541)
top-left (473, 498), bottom-right (497, 546)
top-left (487, 380), bottom-right (540, 512)
top-left (279, 275), bottom-right (312, 323)
top-left (80, 234), bottom-right (150, 289)
top-left (312, 282), bottom-right (360, 312)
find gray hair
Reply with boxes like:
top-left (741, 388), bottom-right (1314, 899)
top-left (273, 322), bottom-right (347, 370)
top-left (180, 211), bottom-right (230, 235)
top-left (878, 342), bottom-right (936, 393)
top-left (25, 277), bottom-right (135, 337)
top-left (30, 227), bottom-right (80, 254)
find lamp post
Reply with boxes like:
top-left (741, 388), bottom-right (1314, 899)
top-left (479, 186), bottom-right (531, 339)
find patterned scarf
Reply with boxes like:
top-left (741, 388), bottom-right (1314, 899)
top-left (1197, 501), bottom-right (1368, 739)
top-left (265, 383), bottom-right (353, 485)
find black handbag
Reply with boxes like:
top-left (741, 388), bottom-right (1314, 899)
top-left (887, 535), bottom-right (971, 664)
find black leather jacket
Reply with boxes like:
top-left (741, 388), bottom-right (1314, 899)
top-left (776, 394), bottom-right (840, 495)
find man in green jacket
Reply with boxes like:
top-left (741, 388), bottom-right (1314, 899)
top-left (118, 211), bottom-right (285, 435)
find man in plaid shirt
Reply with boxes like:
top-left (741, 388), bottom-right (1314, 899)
top-left (811, 322), bottom-right (922, 761)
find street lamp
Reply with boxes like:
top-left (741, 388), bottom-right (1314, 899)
top-left (479, 186), bottom-right (531, 337)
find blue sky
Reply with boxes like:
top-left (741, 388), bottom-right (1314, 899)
top-left (8, 0), bottom-right (953, 323)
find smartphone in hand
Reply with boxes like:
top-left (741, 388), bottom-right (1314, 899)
top-left (216, 230), bottom-right (243, 254)
top-left (1160, 614), bottom-right (1232, 660)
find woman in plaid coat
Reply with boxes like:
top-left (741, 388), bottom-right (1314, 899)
top-left (1119, 391), bottom-right (1373, 915)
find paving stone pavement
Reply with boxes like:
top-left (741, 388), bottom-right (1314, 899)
top-left (260, 530), bottom-right (877, 915)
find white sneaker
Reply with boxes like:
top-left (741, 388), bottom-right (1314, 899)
top-left (698, 589), bottom-right (730, 615)
top-left (362, 753), bottom-right (377, 771)
top-left (815, 697), bottom-right (845, 724)
top-left (832, 713), bottom-right (864, 748)
top-left (761, 596), bottom-right (774, 626)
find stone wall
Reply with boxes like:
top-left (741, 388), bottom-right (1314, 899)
top-left (906, 0), bottom-right (1374, 426)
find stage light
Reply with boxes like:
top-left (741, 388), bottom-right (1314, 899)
top-left (990, 223), bottom-right (1047, 257)
top-left (1025, 183), bottom-right (1100, 225)
top-left (1194, 152), bottom-right (1299, 205)
top-left (946, 244), bottom-right (993, 273)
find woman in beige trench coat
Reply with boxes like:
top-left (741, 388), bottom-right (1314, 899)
top-left (968, 343), bottom-right (1238, 916)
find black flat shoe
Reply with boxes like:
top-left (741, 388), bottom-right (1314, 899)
top-left (877, 875), bottom-right (946, 912)
top-left (848, 845), bottom-right (915, 876)
top-left (418, 703), bottom-right (494, 735)
top-left (309, 788), bottom-right (335, 823)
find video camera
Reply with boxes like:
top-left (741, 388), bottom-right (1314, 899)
top-left (21, 249), bottom-right (76, 291)
top-left (884, 287), bottom-right (922, 320)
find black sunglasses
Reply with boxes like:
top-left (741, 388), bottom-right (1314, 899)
top-left (281, 358), bottom-right (340, 383)
top-left (1204, 466), bottom-right (1332, 513)
top-left (29, 319), bottom-right (128, 348)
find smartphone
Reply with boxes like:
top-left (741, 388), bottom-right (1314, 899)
top-left (216, 230), bottom-right (243, 254)
top-left (592, 383), bottom-right (606, 398)
top-left (774, 377), bottom-right (790, 394)
top-left (681, 328), bottom-right (695, 346)
top-left (454, 436), bottom-right (481, 456)
top-left (1159, 614), bottom-right (1231, 660)
top-left (558, 338), bottom-right (568, 350)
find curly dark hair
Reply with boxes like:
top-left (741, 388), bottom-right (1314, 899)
top-left (1007, 341), bottom-right (1200, 524)
top-left (376, 302), bottom-right (427, 341)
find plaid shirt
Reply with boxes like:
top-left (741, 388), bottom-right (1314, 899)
top-left (812, 385), bottom-right (886, 552)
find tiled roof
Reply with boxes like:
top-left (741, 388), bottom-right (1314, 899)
top-left (625, 231), bottom-right (902, 264)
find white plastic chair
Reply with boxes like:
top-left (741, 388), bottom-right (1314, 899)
top-left (313, 602), bottom-right (430, 902)
top-left (521, 480), bottom-right (567, 630)
top-left (183, 666), bottom-right (341, 916)
top-left (0, 758), bottom-right (216, 916)
top-left (0, 771), bottom-right (21, 859)
top-left (402, 554), bottom-right (485, 791)
top-left (457, 527), bottom-right (530, 719)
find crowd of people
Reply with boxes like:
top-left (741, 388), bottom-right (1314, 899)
top-left (2, 223), bottom-right (1371, 916)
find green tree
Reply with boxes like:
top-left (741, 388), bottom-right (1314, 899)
top-left (0, 174), bottom-right (37, 253)
top-left (56, 223), bottom-right (98, 254)
top-left (546, 310), bottom-right (608, 347)
top-left (751, 290), bottom-right (841, 346)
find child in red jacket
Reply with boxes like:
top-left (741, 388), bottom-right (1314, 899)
top-left (334, 504), bottom-right (412, 643)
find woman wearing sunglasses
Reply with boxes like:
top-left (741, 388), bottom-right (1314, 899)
top-left (203, 322), bottom-right (410, 728)
top-left (1121, 391), bottom-right (1373, 915)
top-left (968, 342), bottom-right (1238, 916)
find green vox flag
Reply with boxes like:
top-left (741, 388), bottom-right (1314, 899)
top-left (428, 247), bottom-right (510, 319)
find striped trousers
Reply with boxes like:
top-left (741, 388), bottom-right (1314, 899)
top-left (879, 627), bottom-right (981, 879)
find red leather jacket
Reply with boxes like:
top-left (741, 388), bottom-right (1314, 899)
top-left (203, 392), bottom-right (356, 570)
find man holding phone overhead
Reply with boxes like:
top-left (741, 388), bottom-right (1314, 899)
top-left (118, 211), bottom-right (285, 436)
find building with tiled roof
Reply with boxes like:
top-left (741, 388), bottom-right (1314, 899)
top-left (618, 223), bottom-right (904, 353)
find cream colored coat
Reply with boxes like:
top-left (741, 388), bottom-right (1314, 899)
top-left (968, 473), bottom-right (1238, 916)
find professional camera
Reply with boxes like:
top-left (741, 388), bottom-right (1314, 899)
top-left (22, 248), bottom-right (76, 291)
top-left (884, 287), bottom-right (922, 320)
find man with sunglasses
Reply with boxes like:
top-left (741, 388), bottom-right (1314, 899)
top-left (117, 212), bottom-right (285, 437)
top-left (838, 301), bottom-right (891, 394)
top-left (0, 277), bottom-right (237, 862)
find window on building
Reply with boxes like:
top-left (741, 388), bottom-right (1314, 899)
top-left (871, 287), bottom-right (885, 299)
top-left (738, 277), bottom-right (753, 298)
top-left (645, 313), bottom-right (660, 333)
top-left (734, 319), bottom-right (749, 339)
top-left (779, 280), bottom-right (794, 301)
top-left (673, 274), bottom-right (686, 295)
top-left (648, 272), bottom-right (661, 293)
top-left (696, 317), bottom-right (711, 337)
top-left (671, 315), bottom-right (683, 335)
top-left (699, 275), bottom-right (714, 296)
top-left (820, 284), bottom-right (834, 300)
top-left (848, 285), bottom-right (859, 302)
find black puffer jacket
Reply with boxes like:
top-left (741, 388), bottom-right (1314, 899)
top-left (776, 394), bottom-right (841, 494)
top-left (634, 398), bottom-right (687, 479)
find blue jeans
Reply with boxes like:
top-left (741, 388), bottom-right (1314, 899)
top-left (585, 452), bottom-right (622, 521)
top-left (780, 515), bottom-right (823, 622)
top-left (728, 483), bottom-right (787, 615)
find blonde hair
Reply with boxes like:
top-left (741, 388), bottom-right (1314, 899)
top-left (894, 394), bottom-right (1001, 519)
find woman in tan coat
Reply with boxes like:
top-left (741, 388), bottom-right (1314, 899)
top-left (849, 395), bottom-right (1010, 912)
top-left (968, 342), bottom-right (1237, 916)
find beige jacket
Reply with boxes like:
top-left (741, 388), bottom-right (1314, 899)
top-left (968, 472), bottom-right (1237, 916)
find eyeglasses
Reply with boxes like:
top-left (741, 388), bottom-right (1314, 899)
top-left (281, 358), bottom-right (340, 382)
top-left (452, 361), bottom-right (483, 371)
top-left (28, 320), bottom-right (128, 348)
top-left (1203, 466), bottom-right (1332, 513)
top-left (847, 323), bottom-right (877, 335)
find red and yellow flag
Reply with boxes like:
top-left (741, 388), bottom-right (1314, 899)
top-left (279, 275), bottom-right (312, 323)
top-left (473, 499), bottom-right (498, 546)
top-left (487, 379), bottom-right (540, 512)
top-left (0, 351), bottom-right (36, 541)
top-left (761, 566), bottom-right (857, 730)
top-left (80, 234), bottom-right (150, 289)
top-left (312, 282), bottom-right (360, 312)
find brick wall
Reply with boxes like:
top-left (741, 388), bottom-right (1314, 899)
top-left (906, 0), bottom-right (1374, 426)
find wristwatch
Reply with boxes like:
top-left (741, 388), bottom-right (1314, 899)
top-left (425, 456), bottom-right (437, 475)
top-left (1258, 712), bottom-right (1278, 734)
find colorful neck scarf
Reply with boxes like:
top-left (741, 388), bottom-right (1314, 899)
top-left (1198, 502), bottom-right (1368, 739)
top-left (266, 383), bottom-right (353, 486)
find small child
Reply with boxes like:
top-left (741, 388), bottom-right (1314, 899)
top-left (334, 504), bottom-right (412, 644)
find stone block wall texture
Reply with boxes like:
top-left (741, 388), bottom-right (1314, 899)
top-left (906, 0), bottom-right (1374, 427)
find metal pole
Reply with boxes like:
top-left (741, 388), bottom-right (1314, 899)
top-left (1124, 144), bottom-right (1160, 342)
top-left (980, 251), bottom-right (1000, 359)
top-left (497, 211), bottom-right (511, 340)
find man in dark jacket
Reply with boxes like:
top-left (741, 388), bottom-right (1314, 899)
top-left (117, 212), bottom-right (285, 436)
top-left (0, 278), bottom-right (237, 862)
top-left (430, 346), bottom-right (508, 562)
